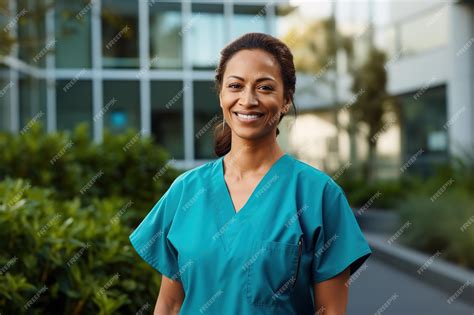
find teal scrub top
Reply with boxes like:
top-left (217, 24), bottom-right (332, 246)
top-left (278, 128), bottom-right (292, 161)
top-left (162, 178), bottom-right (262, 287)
top-left (129, 153), bottom-right (372, 315)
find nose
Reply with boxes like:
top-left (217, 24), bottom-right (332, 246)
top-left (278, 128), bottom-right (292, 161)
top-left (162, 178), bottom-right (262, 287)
top-left (239, 87), bottom-right (258, 106)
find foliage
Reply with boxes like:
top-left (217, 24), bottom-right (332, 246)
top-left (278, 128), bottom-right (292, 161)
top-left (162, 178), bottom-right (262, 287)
top-left (338, 177), bottom-right (406, 210)
top-left (348, 47), bottom-right (399, 182)
top-left (0, 122), bottom-right (182, 225)
top-left (398, 188), bottom-right (474, 269)
top-left (0, 178), bottom-right (161, 314)
top-left (0, 122), bottom-right (183, 312)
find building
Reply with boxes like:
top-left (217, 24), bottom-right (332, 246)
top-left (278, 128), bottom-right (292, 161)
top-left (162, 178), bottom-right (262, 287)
top-left (281, 0), bottom-right (474, 177)
top-left (1, 0), bottom-right (473, 174)
top-left (0, 0), bottom-right (283, 169)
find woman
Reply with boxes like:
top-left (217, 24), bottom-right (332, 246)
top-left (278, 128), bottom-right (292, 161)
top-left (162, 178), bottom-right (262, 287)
top-left (130, 32), bottom-right (372, 315)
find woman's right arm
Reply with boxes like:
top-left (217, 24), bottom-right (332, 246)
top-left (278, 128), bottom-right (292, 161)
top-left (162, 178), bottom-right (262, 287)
top-left (154, 275), bottom-right (185, 315)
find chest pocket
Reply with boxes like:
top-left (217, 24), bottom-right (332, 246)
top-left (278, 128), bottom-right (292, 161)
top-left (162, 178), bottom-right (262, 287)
top-left (245, 236), bottom-right (303, 306)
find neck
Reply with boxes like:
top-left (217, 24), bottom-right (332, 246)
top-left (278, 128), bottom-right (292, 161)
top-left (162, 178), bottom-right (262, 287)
top-left (223, 134), bottom-right (285, 180)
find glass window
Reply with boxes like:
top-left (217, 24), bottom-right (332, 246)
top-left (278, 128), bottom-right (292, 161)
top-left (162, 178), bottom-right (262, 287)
top-left (17, 2), bottom-right (46, 67)
top-left (194, 81), bottom-right (220, 159)
top-left (151, 81), bottom-right (185, 159)
top-left (374, 26), bottom-right (397, 60)
top-left (103, 81), bottom-right (140, 134)
top-left (56, 79), bottom-right (93, 133)
top-left (20, 77), bottom-right (47, 131)
top-left (149, 2), bottom-right (182, 69)
top-left (232, 5), bottom-right (267, 40)
top-left (55, 0), bottom-right (92, 68)
top-left (101, 0), bottom-right (139, 68)
top-left (400, 85), bottom-right (448, 176)
top-left (0, 77), bottom-right (13, 131)
top-left (400, 6), bottom-right (448, 56)
top-left (190, 4), bottom-right (225, 70)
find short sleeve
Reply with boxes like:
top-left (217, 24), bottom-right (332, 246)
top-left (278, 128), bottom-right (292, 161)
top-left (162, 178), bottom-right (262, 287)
top-left (312, 179), bottom-right (372, 283)
top-left (129, 177), bottom-right (183, 281)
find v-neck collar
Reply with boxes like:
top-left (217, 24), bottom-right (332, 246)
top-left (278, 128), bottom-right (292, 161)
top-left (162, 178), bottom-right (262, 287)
top-left (219, 153), bottom-right (289, 216)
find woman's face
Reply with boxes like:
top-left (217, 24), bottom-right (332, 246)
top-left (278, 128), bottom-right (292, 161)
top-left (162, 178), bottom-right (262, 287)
top-left (219, 49), bottom-right (289, 141)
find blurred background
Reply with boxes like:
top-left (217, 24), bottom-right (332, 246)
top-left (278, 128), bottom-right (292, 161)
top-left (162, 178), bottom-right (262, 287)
top-left (0, 0), bottom-right (473, 314)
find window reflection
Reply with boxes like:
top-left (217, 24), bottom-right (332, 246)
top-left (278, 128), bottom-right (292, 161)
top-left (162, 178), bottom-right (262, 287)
top-left (232, 5), bottom-right (267, 40)
top-left (56, 80), bottom-right (92, 134)
top-left (0, 77), bottom-right (13, 131)
top-left (103, 81), bottom-right (140, 133)
top-left (55, 0), bottom-right (92, 68)
top-left (190, 4), bottom-right (225, 70)
top-left (194, 81), bottom-right (220, 159)
top-left (20, 77), bottom-right (47, 130)
top-left (150, 2), bottom-right (182, 69)
top-left (400, 85), bottom-right (448, 176)
top-left (102, 0), bottom-right (139, 68)
top-left (151, 81), bottom-right (185, 159)
top-left (17, 1), bottom-right (46, 67)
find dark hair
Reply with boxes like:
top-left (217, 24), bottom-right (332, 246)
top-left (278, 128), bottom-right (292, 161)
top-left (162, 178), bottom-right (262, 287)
top-left (213, 32), bottom-right (297, 157)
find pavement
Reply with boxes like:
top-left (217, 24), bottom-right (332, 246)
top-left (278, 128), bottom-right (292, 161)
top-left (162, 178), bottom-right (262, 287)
top-left (348, 256), bottom-right (473, 314)
top-left (346, 231), bottom-right (474, 314)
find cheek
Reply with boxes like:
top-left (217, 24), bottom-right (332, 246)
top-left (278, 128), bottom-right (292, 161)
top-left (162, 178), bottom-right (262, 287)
top-left (220, 92), bottom-right (237, 107)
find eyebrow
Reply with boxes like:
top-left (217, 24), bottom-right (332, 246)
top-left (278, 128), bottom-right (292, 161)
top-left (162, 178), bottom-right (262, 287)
top-left (226, 75), bottom-right (276, 83)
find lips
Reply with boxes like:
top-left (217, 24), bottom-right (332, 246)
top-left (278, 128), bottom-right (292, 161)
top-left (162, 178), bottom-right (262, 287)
top-left (233, 111), bottom-right (264, 116)
top-left (233, 111), bottom-right (264, 122)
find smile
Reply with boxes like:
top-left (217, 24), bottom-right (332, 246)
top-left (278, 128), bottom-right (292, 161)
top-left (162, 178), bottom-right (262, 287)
top-left (233, 112), bottom-right (264, 122)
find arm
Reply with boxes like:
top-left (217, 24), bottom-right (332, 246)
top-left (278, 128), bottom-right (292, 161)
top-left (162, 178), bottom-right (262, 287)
top-left (313, 267), bottom-right (350, 315)
top-left (154, 275), bottom-right (185, 315)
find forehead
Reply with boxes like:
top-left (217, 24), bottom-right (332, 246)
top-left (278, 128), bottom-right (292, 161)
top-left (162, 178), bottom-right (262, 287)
top-left (224, 49), bottom-right (281, 80)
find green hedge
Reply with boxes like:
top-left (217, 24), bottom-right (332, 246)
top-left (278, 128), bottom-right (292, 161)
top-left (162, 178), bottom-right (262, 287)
top-left (0, 178), bottom-right (161, 314)
top-left (0, 122), bottom-right (182, 224)
top-left (398, 188), bottom-right (474, 269)
top-left (0, 122), bottom-right (184, 313)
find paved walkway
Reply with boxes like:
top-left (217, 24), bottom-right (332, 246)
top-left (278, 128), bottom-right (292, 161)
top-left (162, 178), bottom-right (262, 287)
top-left (348, 256), bottom-right (473, 314)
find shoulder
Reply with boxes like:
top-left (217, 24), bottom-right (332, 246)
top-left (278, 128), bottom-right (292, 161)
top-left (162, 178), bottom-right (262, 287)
top-left (169, 158), bottom-right (217, 190)
top-left (289, 155), bottom-right (346, 196)
top-left (290, 155), bottom-right (332, 184)
top-left (154, 159), bottom-right (217, 212)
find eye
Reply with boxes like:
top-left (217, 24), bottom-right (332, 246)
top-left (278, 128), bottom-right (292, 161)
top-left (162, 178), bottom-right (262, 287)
top-left (228, 83), bottom-right (241, 89)
top-left (259, 85), bottom-right (274, 91)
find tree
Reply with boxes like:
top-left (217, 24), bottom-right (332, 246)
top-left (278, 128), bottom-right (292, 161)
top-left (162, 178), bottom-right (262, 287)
top-left (282, 17), bottom-right (397, 182)
top-left (282, 17), bottom-right (352, 170)
top-left (348, 47), bottom-right (398, 182)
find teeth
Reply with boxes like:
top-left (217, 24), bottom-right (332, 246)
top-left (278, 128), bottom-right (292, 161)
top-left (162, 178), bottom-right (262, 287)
top-left (237, 113), bottom-right (261, 120)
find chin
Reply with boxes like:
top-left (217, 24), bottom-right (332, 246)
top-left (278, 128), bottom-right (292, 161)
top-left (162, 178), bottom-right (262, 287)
top-left (232, 128), bottom-right (270, 141)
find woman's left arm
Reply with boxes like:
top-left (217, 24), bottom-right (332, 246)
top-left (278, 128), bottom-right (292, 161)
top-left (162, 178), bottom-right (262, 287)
top-left (313, 266), bottom-right (351, 315)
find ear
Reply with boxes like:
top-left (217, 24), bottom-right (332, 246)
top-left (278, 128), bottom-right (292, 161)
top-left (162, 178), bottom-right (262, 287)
top-left (282, 100), bottom-right (291, 115)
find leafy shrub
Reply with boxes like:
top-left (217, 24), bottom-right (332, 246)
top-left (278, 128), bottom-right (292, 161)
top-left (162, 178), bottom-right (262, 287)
top-left (337, 176), bottom-right (406, 209)
top-left (396, 150), bottom-right (474, 269)
top-left (0, 122), bottom-right (182, 224)
top-left (0, 123), bottom-right (185, 313)
top-left (398, 189), bottom-right (474, 269)
top-left (0, 178), bottom-right (161, 314)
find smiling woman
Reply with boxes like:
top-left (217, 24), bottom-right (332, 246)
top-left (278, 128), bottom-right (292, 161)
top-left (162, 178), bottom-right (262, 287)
top-left (214, 33), bottom-right (297, 156)
top-left (129, 32), bottom-right (372, 315)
